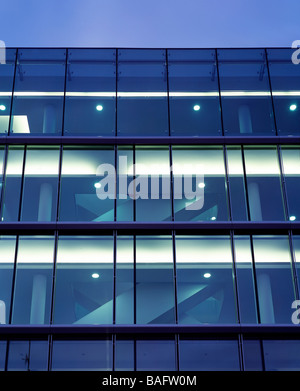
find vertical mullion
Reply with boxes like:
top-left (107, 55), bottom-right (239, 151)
top-left (55, 145), bottom-right (63, 222)
top-left (238, 334), bottom-right (245, 371)
top-left (289, 230), bottom-right (300, 302)
top-left (166, 49), bottom-right (171, 137)
top-left (115, 49), bottom-right (118, 137)
top-left (113, 230), bottom-right (117, 324)
top-left (223, 145), bottom-right (233, 221)
top-left (230, 231), bottom-right (241, 324)
top-left (277, 144), bottom-right (290, 221)
top-left (265, 48), bottom-right (278, 136)
top-left (215, 48), bottom-right (225, 136)
top-left (249, 234), bottom-right (262, 324)
top-left (0, 144), bottom-right (9, 219)
top-left (7, 48), bottom-right (18, 136)
top-left (17, 145), bottom-right (26, 222)
top-left (169, 145), bottom-right (175, 221)
top-left (61, 48), bottom-right (68, 137)
top-left (49, 231), bottom-right (59, 325)
top-left (241, 146), bottom-right (251, 222)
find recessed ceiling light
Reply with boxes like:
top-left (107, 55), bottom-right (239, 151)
top-left (211, 216), bottom-right (216, 221)
top-left (193, 104), bottom-right (201, 111)
top-left (289, 104), bottom-right (297, 111)
top-left (92, 273), bottom-right (100, 279)
top-left (204, 273), bottom-right (211, 278)
top-left (96, 105), bottom-right (103, 111)
top-left (94, 182), bottom-right (101, 189)
top-left (198, 182), bottom-right (205, 188)
top-left (0, 105), bottom-right (6, 111)
top-left (290, 215), bottom-right (296, 221)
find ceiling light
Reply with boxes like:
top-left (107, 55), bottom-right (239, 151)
top-left (211, 216), bottom-right (216, 221)
top-left (92, 273), bottom-right (100, 279)
top-left (0, 105), bottom-right (6, 111)
top-left (289, 104), bottom-right (297, 111)
top-left (94, 182), bottom-right (101, 189)
top-left (204, 273), bottom-right (211, 278)
top-left (198, 182), bottom-right (205, 188)
top-left (193, 104), bottom-right (201, 111)
top-left (96, 105), bottom-right (103, 111)
top-left (290, 216), bottom-right (296, 221)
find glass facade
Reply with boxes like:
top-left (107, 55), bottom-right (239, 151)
top-left (0, 47), bottom-right (299, 372)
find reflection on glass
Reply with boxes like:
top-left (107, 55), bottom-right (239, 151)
top-left (244, 147), bottom-right (285, 221)
top-left (117, 49), bottom-right (168, 136)
top-left (0, 49), bottom-right (16, 134)
top-left (1, 147), bottom-right (24, 221)
top-left (252, 236), bottom-right (295, 324)
top-left (135, 147), bottom-right (171, 221)
top-left (218, 49), bottom-right (275, 135)
top-left (11, 236), bottom-right (54, 324)
top-left (53, 236), bottom-right (114, 325)
top-left (179, 339), bottom-right (240, 370)
top-left (172, 147), bottom-right (228, 221)
top-left (137, 340), bottom-right (176, 371)
top-left (267, 48), bottom-right (300, 136)
top-left (136, 236), bottom-right (175, 324)
top-left (281, 147), bottom-right (300, 221)
top-left (234, 236), bottom-right (257, 323)
top-left (226, 147), bottom-right (248, 220)
top-left (64, 49), bottom-right (116, 136)
top-left (175, 236), bottom-right (237, 324)
top-left (10, 49), bottom-right (65, 135)
top-left (116, 236), bottom-right (134, 324)
top-left (168, 49), bottom-right (221, 136)
top-left (7, 340), bottom-right (48, 371)
top-left (21, 147), bottom-right (60, 221)
top-left (59, 147), bottom-right (114, 221)
top-left (51, 340), bottom-right (112, 371)
top-left (0, 236), bottom-right (16, 324)
top-left (263, 340), bottom-right (300, 370)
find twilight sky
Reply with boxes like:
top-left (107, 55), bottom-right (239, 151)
top-left (0, 0), bottom-right (299, 48)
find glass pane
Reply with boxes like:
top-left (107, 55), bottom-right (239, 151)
top-left (11, 49), bottom-right (65, 135)
top-left (64, 49), bottom-right (116, 136)
top-left (168, 49), bottom-right (222, 136)
top-left (218, 49), bottom-right (275, 136)
top-left (1, 147), bottom-right (24, 221)
top-left (53, 236), bottom-right (114, 325)
top-left (116, 236), bottom-right (134, 324)
top-left (226, 147), bottom-right (248, 220)
top-left (244, 147), bottom-right (285, 221)
top-left (59, 147), bottom-right (115, 221)
top-left (21, 147), bottom-right (60, 221)
top-left (263, 340), bottom-right (300, 370)
top-left (252, 236), bottom-right (295, 324)
top-left (179, 339), bottom-right (240, 371)
top-left (172, 147), bottom-right (228, 221)
top-left (117, 147), bottom-right (134, 221)
top-left (0, 236), bottom-right (16, 324)
top-left (11, 236), bottom-right (54, 324)
top-left (117, 49), bottom-right (168, 136)
top-left (234, 236), bottom-right (258, 323)
top-left (7, 340), bottom-right (48, 371)
top-left (267, 48), bottom-right (300, 136)
top-left (51, 340), bottom-right (112, 371)
top-left (136, 236), bottom-right (175, 324)
top-left (137, 340), bottom-right (176, 371)
top-left (135, 147), bottom-right (171, 221)
top-left (0, 341), bottom-right (6, 371)
top-left (281, 147), bottom-right (300, 221)
top-left (115, 340), bottom-right (134, 371)
top-left (0, 49), bottom-right (16, 134)
top-left (176, 236), bottom-right (237, 324)
top-left (243, 340), bottom-right (263, 371)
top-left (291, 235), bottom-right (300, 296)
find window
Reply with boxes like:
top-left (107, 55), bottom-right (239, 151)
top-left (0, 49), bottom-right (16, 134)
top-left (0, 236), bottom-right (16, 324)
top-left (6, 340), bottom-right (48, 371)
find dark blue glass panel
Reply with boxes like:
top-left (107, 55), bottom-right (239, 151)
top-left (117, 49), bottom-right (168, 136)
top-left (115, 340), bottom-right (134, 371)
top-left (51, 340), bottom-right (112, 371)
top-left (10, 49), bottom-right (65, 136)
top-left (242, 340), bottom-right (263, 371)
top-left (263, 340), bottom-right (300, 370)
top-left (137, 340), bottom-right (176, 371)
top-left (179, 339), bottom-right (240, 370)
top-left (0, 49), bottom-right (16, 135)
top-left (218, 49), bottom-right (275, 136)
top-left (267, 48), bottom-right (300, 136)
top-left (64, 49), bottom-right (116, 136)
top-left (7, 340), bottom-right (48, 371)
top-left (168, 49), bottom-right (221, 136)
top-left (0, 341), bottom-right (6, 371)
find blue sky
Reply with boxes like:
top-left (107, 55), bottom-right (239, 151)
top-left (0, 0), bottom-right (299, 48)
